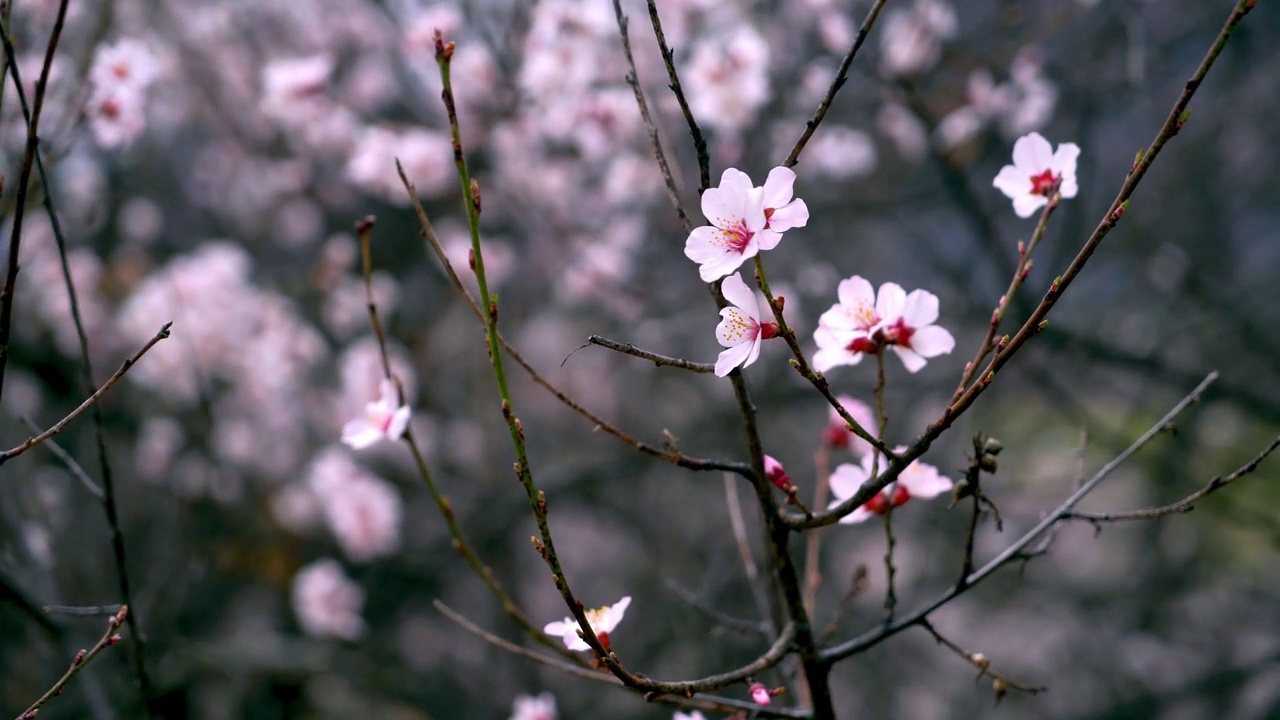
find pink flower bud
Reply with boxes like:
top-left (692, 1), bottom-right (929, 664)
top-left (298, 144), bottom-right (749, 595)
top-left (764, 455), bottom-right (791, 491)
top-left (749, 682), bottom-right (772, 706)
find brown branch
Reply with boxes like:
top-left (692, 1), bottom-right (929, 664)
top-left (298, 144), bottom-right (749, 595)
top-left (0, 323), bottom-right (171, 466)
top-left (434, 601), bottom-right (810, 719)
top-left (0, 1), bottom-right (67, 405)
top-left (920, 620), bottom-right (1046, 696)
top-left (784, 0), bottom-right (892, 167)
top-left (821, 372), bottom-right (1220, 663)
top-left (787, 0), bottom-right (1256, 531)
top-left (644, 0), bottom-right (710, 192)
top-left (1065, 435), bottom-right (1280, 522)
top-left (611, 0), bottom-right (691, 232)
top-left (17, 606), bottom-right (128, 720)
top-left (397, 164), bottom-right (750, 479)
top-left (582, 335), bottom-right (714, 373)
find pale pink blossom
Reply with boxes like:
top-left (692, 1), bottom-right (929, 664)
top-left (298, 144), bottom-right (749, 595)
top-left (749, 682), bottom-right (772, 706)
top-left (813, 276), bottom-right (954, 373)
top-left (291, 558), bottom-right (365, 640)
top-left (825, 395), bottom-right (878, 456)
top-left (544, 596), bottom-right (631, 652)
top-left (341, 378), bottom-right (411, 449)
top-left (346, 126), bottom-right (454, 203)
top-left (260, 54), bottom-right (333, 124)
top-left (685, 169), bottom-right (778, 282)
top-left (804, 126), bottom-right (878, 180)
top-left (714, 272), bottom-right (779, 377)
top-left (89, 38), bottom-right (159, 92)
top-left (879, 0), bottom-right (956, 77)
top-left (684, 27), bottom-right (771, 134)
top-left (993, 132), bottom-right (1080, 218)
top-left (673, 712), bottom-right (707, 720)
top-left (87, 85), bottom-right (147, 148)
top-left (828, 448), bottom-right (953, 524)
top-left (307, 450), bottom-right (404, 563)
top-left (510, 692), bottom-right (557, 720)
top-left (759, 167), bottom-right (810, 232)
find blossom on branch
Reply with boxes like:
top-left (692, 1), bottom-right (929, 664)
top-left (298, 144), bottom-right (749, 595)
top-left (509, 692), bottom-right (557, 720)
top-left (673, 712), bottom-right (707, 720)
top-left (685, 167), bottom-right (807, 282)
top-left (341, 378), bottom-right (411, 449)
top-left (828, 449), bottom-right (954, 524)
top-left (993, 132), bottom-right (1080, 218)
top-left (714, 272), bottom-right (780, 377)
top-left (543, 596), bottom-right (631, 652)
top-left (825, 395), bottom-right (878, 456)
top-left (749, 682), bottom-right (773, 706)
top-left (813, 276), bottom-right (954, 373)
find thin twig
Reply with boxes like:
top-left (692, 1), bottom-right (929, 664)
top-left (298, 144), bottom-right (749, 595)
top-left (434, 601), bottom-right (809, 719)
top-left (397, 164), bottom-right (750, 479)
top-left (753, 256), bottom-right (895, 459)
top-left (0, 324), bottom-right (171, 466)
top-left (1065, 435), bottom-right (1280, 522)
top-left (579, 335), bottom-right (714, 372)
top-left (19, 416), bottom-right (104, 500)
top-left (818, 565), bottom-right (869, 644)
top-left (664, 579), bottom-right (772, 638)
top-left (42, 604), bottom-right (123, 617)
top-left (724, 473), bottom-right (778, 638)
top-left (822, 372), bottom-right (1219, 663)
top-left (610, 0), bottom-right (691, 232)
top-left (787, 0), bottom-right (1256, 530)
top-left (355, 217), bottom-right (581, 663)
top-left (644, 0), bottom-right (710, 192)
top-left (784, 0), bottom-right (892, 167)
top-left (952, 192), bottom-right (1061, 402)
top-left (920, 620), bottom-right (1046, 695)
top-left (17, 606), bottom-right (128, 720)
top-left (0, 1), bottom-right (67, 405)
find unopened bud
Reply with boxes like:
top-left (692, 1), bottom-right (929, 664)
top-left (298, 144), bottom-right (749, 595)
top-left (983, 437), bottom-right (1003, 455)
top-left (749, 682), bottom-right (772, 706)
top-left (773, 295), bottom-right (785, 312)
top-left (764, 455), bottom-right (792, 492)
top-left (992, 678), bottom-right (1008, 704)
top-left (971, 652), bottom-right (991, 671)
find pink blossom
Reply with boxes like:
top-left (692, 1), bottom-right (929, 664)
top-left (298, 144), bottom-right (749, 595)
top-left (685, 169), bottom-right (779, 282)
top-left (714, 272), bottom-right (779, 377)
top-left (291, 558), bottom-right (365, 640)
top-left (260, 54), bottom-right (333, 125)
top-left (307, 449), bottom-right (404, 564)
top-left (749, 682), bottom-right (772, 706)
top-left (341, 379), bottom-right (411, 449)
top-left (543, 596), bottom-right (631, 652)
top-left (509, 692), bottom-right (557, 720)
top-left (825, 395), bottom-right (878, 456)
top-left (87, 85), bottom-right (147, 148)
top-left (993, 132), bottom-right (1080, 218)
top-left (673, 712), bottom-right (707, 720)
top-left (759, 167), bottom-right (810, 232)
top-left (813, 276), bottom-right (954, 373)
top-left (89, 38), bottom-right (159, 92)
top-left (828, 449), bottom-right (954, 524)
top-left (684, 28), bottom-right (771, 134)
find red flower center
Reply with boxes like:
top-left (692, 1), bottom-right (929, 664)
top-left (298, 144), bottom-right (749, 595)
top-left (880, 317), bottom-right (916, 348)
top-left (723, 221), bottom-right (754, 254)
top-left (846, 336), bottom-right (879, 354)
top-left (1029, 169), bottom-right (1059, 196)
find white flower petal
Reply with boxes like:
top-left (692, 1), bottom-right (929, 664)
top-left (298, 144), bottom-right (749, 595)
top-left (836, 276), bottom-right (876, 313)
top-left (755, 227), bottom-right (784, 251)
top-left (767, 199), bottom-right (809, 232)
top-left (899, 289), bottom-right (939, 327)
top-left (901, 463), bottom-right (953, 499)
top-left (1012, 193), bottom-right (1047, 218)
top-left (719, 273), bottom-right (758, 317)
top-left (909, 325), bottom-right (955, 357)
top-left (992, 165), bottom-right (1032, 199)
top-left (761, 166), bottom-right (796, 208)
top-left (341, 420), bottom-right (382, 449)
top-left (875, 282), bottom-right (906, 321)
top-left (828, 462), bottom-right (869, 501)
top-left (890, 345), bottom-right (928, 373)
top-left (715, 342), bottom-right (754, 376)
top-left (1011, 132), bottom-right (1052, 173)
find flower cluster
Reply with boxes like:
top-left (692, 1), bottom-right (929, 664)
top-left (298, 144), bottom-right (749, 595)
top-left (828, 447), bottom-right (954, 524)
top-left (813, 276), bottom-right (955, 374)
top-left (87, 37), bottom-right (159, 148)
